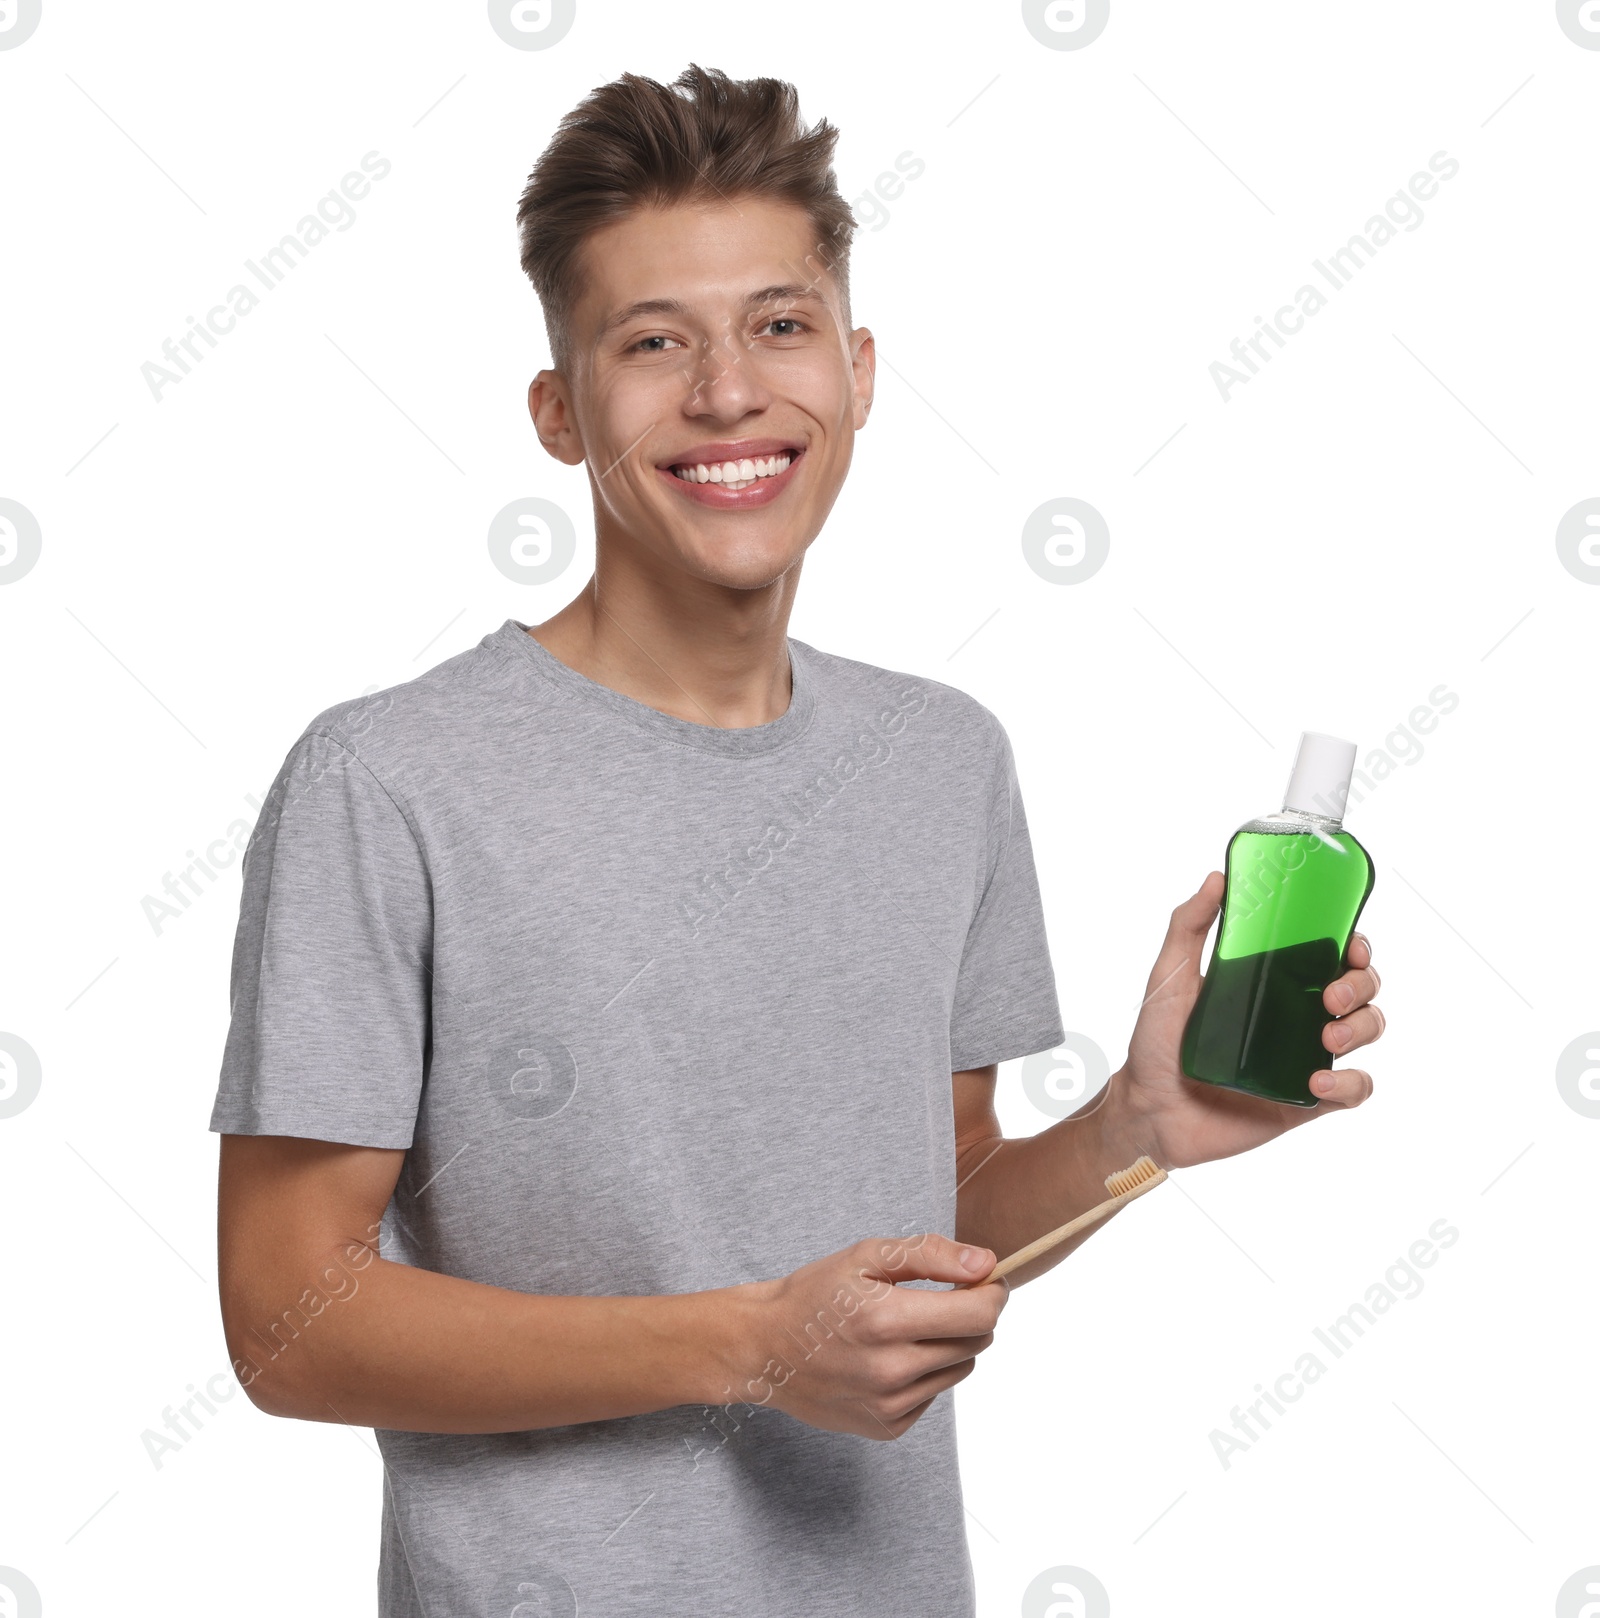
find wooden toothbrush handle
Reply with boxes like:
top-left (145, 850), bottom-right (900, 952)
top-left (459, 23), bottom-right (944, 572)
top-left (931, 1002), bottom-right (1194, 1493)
top-left (972, 1171), bottom-right (1167, 1285)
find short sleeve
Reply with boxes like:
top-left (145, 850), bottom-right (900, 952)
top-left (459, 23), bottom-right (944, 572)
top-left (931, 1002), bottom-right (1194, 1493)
top-left (949, 720), bottom-right (1064, 1071)
top-left (210, 730), bottom-right (432, 1148)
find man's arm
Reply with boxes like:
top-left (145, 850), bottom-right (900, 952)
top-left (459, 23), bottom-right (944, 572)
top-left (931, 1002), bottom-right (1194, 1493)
top-left (219, 1134), bottom-right (741, 1431)
top-left (218, 1134), bottom-right (1009, 1438)
top-left (953, 874), bottom-right (1386, 1287)
top-left (951, 1065), bottom-right (1140, 1287)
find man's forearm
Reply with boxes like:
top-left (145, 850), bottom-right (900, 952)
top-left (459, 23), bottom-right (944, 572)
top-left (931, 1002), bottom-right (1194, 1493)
top-left (953, 1067), bottom-right (1150, 1287)
top-left (228, 1246), bottom-right (753, 1432)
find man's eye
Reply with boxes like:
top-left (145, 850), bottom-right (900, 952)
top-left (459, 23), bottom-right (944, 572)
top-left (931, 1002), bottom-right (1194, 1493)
top-left (632, 335), bottom-right (682, 353)
top-left (765, 318), bottom-right (806, 337)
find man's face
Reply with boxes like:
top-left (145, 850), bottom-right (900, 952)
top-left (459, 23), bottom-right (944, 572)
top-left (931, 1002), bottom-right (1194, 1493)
top-left (534, 196), bottom-right (873, 592)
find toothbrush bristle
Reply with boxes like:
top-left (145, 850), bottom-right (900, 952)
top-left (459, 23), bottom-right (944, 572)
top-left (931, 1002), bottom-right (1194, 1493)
top-left (1104, 1155), bottom-right (1163, 1197)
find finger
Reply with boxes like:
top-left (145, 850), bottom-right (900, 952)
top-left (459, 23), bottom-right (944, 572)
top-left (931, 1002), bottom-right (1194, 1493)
top-left (862, 1233), bottom-right (995, 1288)
top-left (1346, 933), bottom-right (1373, 970)
top-left (905, 1331), bottom-right (997, 1377)
top-left (862, 1391), bottom-right (940, 1441)
top-left (1323, 1003), bottom-right (1385, 1055)
top-left (1307, 1067), bottom-right (1374, 1108)
top-left (898, 1279), bottom-right (1009, 1341)
top-left (883, 1357), bottom-right (978, 1423)
top-left (1143, 871), bottom-right (1224, 1003)
top-left (1325, 963), bottom-right (1380, 1014)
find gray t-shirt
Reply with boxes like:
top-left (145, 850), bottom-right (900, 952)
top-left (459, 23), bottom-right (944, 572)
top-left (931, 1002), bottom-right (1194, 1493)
top-left (212, 619), bottom-right (1063, 1618)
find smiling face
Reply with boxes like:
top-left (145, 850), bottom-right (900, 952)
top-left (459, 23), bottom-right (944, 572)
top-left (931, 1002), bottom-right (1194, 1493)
top-left (529, 195), bottom-right (874, 593)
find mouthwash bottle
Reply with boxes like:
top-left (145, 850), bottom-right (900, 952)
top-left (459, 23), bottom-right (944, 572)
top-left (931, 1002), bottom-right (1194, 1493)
top-left (1180, 733), bottom-right (1375, 1107)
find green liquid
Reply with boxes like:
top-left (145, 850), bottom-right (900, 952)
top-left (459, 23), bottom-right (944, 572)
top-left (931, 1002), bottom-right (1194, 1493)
top-left (1181, 825), bottom-right (1374, 1107)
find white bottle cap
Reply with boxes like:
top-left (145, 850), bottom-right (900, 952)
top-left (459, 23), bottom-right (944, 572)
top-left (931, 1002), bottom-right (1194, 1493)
top-left (1282, 731), bottom-right (1357, 821)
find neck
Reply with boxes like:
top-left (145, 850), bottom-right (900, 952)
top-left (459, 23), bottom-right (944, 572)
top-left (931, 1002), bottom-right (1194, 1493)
top-left (528, 548), bottom-right (801, 730)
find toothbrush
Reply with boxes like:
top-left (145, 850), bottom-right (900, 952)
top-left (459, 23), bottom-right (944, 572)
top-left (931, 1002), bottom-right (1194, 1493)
top-left (969, 1155), bottom-right (1168, 1285)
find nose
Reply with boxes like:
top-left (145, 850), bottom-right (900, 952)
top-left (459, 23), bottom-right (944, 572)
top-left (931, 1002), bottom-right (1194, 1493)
top-left (680, 322), bottom-right (772, 422)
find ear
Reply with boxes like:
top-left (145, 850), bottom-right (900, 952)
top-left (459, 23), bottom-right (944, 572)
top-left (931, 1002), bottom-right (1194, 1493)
top-left (528, 371), bottom-right (586, 466)
top-left (850, 327), bottom-right (875, 432)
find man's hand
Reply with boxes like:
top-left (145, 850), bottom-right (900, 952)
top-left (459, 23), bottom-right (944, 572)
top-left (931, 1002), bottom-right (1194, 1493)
top-left (727, 1234), bottom-right (1008, 1441)
top-left (1104, 871), bottom-right (1385, 1171)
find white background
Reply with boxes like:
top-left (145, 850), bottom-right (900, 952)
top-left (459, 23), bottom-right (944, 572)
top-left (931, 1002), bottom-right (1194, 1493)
top-left (2, 2), bottom-right (1596, 1614)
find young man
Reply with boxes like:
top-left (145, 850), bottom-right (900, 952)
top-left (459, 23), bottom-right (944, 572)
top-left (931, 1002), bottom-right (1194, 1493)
top-left (212, 64), bottom-right (1384, 1617)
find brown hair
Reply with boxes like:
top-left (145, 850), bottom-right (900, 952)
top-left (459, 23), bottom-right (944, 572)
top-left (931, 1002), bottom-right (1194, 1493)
top-left (517, 63), bottom-right (856, 372)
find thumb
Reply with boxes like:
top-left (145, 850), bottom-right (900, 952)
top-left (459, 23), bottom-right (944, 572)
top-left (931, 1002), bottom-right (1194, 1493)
top-left (1143, 871), bottom-right (1224, 1001)
top-left (1177, 869), bottom-right (1225, 934)
top-left (864, 1232), bottom-right (995, 1286)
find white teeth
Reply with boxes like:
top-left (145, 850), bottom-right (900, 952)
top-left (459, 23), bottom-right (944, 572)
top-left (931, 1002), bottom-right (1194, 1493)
top-left (671, 451), bottom-right (794, 486)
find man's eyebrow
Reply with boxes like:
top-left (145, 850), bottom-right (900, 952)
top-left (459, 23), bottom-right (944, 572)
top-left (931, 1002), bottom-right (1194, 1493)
top-left (744, 283), bottom-right (829, 309)
top-left (598, 297), bottom-right (692, 338)
top-left (597, 284), bottom-right (828, 339)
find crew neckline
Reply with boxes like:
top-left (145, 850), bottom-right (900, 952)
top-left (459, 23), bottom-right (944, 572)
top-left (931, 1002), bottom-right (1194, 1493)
top-left (490, 619), bottom-right (817, 757)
